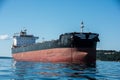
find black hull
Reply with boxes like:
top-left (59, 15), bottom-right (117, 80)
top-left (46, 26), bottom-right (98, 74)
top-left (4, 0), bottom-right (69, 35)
top-left (12, 32), bottom-right (99, 54)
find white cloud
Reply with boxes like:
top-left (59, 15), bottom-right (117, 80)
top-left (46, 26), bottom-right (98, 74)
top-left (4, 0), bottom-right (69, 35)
top-left (0, 34), bottom-right (9, 40)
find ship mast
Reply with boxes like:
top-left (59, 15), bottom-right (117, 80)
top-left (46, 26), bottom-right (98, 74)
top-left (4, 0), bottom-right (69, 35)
top-left (80, 21), bottom-right (84, 33)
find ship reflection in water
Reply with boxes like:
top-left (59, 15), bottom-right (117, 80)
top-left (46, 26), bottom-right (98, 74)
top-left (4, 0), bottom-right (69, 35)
top-left (12, 61), bottom-right (97, 80)
top-left (1, 58), bottom-right (120, 80)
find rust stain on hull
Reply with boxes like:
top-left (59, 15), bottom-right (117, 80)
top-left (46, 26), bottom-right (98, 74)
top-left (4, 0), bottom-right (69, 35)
top-left (12, 48), bottom-right (96, 64)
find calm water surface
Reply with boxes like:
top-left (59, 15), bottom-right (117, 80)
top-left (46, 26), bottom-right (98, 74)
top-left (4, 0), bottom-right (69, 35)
top-left (0, 58), bottom-right (120, 80)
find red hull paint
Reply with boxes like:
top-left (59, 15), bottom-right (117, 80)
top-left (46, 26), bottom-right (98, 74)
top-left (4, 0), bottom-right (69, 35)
top-left (12, 48), bottom-right (96, 64)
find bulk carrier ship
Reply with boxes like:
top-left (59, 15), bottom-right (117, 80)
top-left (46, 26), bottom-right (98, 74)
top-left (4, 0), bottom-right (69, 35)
top-left (11, 22), bottom-right (99, 66)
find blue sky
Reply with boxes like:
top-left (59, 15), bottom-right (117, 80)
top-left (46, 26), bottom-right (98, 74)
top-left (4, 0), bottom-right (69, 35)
top-left (0, 0), bottom-right (120, 57)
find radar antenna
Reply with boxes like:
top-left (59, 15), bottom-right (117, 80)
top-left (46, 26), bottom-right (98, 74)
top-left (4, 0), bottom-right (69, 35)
top-left (23, 27), bottom-right (27, 32)
top-left (81, 21), bottom-right (84, 33)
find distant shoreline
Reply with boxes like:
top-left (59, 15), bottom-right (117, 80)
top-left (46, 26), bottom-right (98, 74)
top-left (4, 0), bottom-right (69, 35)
top-left (0, 57), bottom-right (12, 59)
top-left (97, 50), bottom-right (120, 61)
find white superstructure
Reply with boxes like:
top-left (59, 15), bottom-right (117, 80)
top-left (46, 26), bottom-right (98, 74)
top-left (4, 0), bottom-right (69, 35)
top-left (13, 30), bottom-right (38, 47)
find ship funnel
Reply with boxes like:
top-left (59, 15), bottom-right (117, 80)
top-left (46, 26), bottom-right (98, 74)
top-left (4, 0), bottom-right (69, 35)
top-left (80, 21), bottom-right (84, 33)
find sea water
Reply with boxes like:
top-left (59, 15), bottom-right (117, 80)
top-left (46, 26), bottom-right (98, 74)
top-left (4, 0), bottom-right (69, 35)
top-left (0, 58), bottom-right (120, 80)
